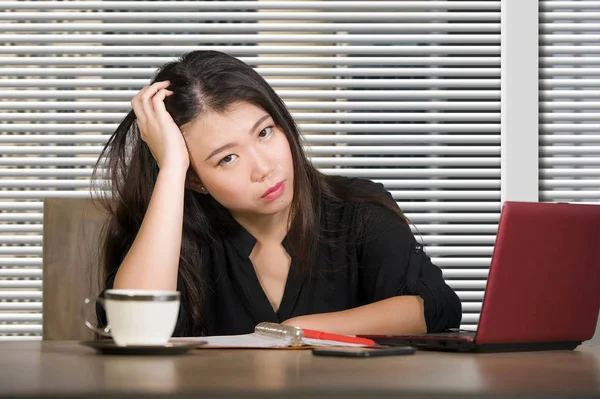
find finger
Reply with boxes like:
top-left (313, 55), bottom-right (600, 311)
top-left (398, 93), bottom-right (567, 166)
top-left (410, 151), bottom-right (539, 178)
top-left (132, 84), bottom-right (153, 105)
top-left (152, 89), bottom-right (175, 124)
top-left (140, 81), bottom-right (170, 122)
top-left (140, 80), bottom-right (171, 102)
top-left (131, 85), bottom-right (151, 125)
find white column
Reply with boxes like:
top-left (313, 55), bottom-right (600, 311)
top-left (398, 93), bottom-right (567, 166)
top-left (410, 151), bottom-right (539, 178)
top-left (501, 0), bottom-right (539, 203)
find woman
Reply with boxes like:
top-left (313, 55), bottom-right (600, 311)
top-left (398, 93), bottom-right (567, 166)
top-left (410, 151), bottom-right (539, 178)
top-left (94, 50), bottom-right (462, 337)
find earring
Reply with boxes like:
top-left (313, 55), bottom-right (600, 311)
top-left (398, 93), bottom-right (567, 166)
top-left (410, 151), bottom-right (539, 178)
top-left (200, 186), bottom-right (208, 194)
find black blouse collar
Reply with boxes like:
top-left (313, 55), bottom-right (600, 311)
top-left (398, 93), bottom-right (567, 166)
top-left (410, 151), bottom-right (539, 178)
top-left (227, 220), bottom-right (257, 259)
top-left (226, 218), bottom-right (292, 259)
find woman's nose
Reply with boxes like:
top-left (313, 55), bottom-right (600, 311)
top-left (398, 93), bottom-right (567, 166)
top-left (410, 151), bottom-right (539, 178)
top-left (250, 150), bottom-right (274, 182)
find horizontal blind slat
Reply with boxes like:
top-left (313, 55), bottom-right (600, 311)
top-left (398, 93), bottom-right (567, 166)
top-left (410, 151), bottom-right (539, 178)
top-left (446, 281), bottom-right (487, 290)
top-left (543, 80), bottom-right (600, 88)
top-left (0, 281), bottom-right (42, 289)
top-left (0, 101), bottom-right (501, 111)
top-left (0, 181), bottom-right (93, 189)
top-left (0, 113), bottom-right (500, 122)
top-left (542, 22), bottom-right (600, 31)
top-left (542, 146), bottom-right (600, 154)
top-left (0, 258), bottom-right (41, 266)
top-left (0, 67), bottom-right (501, 78)
top-left (540, 191), bottom-right (600, 199)
top-left (0, 1), bottom-right (501, 10)
top-left (1, 45), bottom-right (501, 55)
top-left (0, 292), bottom-right (42, 300)
top-left (1, 34), bottom-right (501, 44)
top-left (0, 225), bottom-right (502, 235)
top-left (0, 56), bottom-right (501, 66)
top-left (541, 11), bottom-right (600, 20)
top-left (0, 22), bottom-right (501, 33)
top-left (443, 270), bottom-right (489, 279)
top-left (0, 212), bottom-right (503, 223)
top-left (0, 246), bottom-right (42, 254)
top-left (0, 168), bottom-right (502, 179)
top-left (427, 248), bottom-right (493, 256)
top-left (542, 169), bottom-right (600, 177)
top-left (542, 57), bottom-right (600, 65)
top-left (0, 236), bottom-right (42, 244)
top-left (0, 134), bottom-right (501, 144)
top-left (407, 213), bottom-right (500, 222)
top-left (0, 157), bottom-right (501, 167)
top-left (0, 90), bottom-right (501, 100)
top-left (0, 12), bottom-right (501, 21)
top-left (0, 303), bottom-right (42, 311)
top-left (543, 34), bottom-right (600, 43)
top-left (0, 325), bottom-right (42, 334)
top-left (542, 135), bottom-right (600, 143)
top-left (0, 78), bottom-right (502, 88)
top-left (0, 202), bottom-right (43, 210)
top-left (0, 124), bottom-right (501, 133)
top-left (0, 189), bottom-right (500, 200)
top-left (0, 180), bottom-right (501, 190)
top-left (542, 1), bottom-right (600, 9)
top-left (542, 69), bottom-right (600, 76)
top-left (0, 269), bottom-right (41, 278)
top-left (0, 145), bottom-right (501, 156)
top-left (543, 102), bottom-right (600, 110)
top-left (456, 292), bottom-right (485, 301)
top-left (415, 236), bottom-right (497, 244)
top-left (0, 192), bottom-right (99, 199)
top-left (0, 314), bottom-right (42, 323)
top-left (541, 157), bottom-right (600, 166)
top-left (0, 234), bottom-right (499, 246)
top-left (542, 46), bottom-right (600, 54)
top-left (542, 179), bottom-right (600, 188)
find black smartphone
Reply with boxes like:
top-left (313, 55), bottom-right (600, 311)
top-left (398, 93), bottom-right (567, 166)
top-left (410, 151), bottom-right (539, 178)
top-left (312, 346), bottom-right (416, 358)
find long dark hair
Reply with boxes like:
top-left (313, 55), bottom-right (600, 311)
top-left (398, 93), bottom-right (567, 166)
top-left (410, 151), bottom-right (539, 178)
top-left (92, 50), bottom-right (409, 336)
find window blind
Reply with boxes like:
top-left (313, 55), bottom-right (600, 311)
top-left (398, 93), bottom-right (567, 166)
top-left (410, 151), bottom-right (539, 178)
top-left (540, 1), bottom-right (600, 205)
top-left (1, 0), bottom-right (501, 339)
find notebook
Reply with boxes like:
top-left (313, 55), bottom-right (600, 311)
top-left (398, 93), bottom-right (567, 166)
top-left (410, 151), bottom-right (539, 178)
top-left (359, 201), bottom-right (600, 353)
top-left (180, 322), bottom-right (375, 349)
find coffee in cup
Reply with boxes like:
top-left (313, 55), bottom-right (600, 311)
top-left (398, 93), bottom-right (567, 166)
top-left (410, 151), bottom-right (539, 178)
top-left (83, 289), bottom-right (180, 346)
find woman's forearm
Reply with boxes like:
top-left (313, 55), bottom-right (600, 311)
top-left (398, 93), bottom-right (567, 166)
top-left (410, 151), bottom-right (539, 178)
top-left (113, 166), bottom-right (187, 291)
top-left (283, 296), bottom-right (427, 335)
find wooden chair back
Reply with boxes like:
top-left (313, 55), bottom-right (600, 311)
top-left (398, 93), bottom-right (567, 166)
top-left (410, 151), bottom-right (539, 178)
top-left (42, 198), bottom-right (109, 340)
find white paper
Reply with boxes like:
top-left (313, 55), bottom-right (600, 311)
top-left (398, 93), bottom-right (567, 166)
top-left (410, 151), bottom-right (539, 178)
top-left (177, 333), bottom-right (366, 348)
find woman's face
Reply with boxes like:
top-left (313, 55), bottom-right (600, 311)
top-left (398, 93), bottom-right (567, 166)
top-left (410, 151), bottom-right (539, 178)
top-left (183, 101), bottom-right (295, 219)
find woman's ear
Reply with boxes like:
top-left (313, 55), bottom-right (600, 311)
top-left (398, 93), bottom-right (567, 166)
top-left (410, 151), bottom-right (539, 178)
top-left (185, 168), bottom-right (209, 195)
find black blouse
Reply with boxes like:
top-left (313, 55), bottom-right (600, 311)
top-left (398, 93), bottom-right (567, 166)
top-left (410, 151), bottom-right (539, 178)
top-left (103, 178), bottom-right (462, 336)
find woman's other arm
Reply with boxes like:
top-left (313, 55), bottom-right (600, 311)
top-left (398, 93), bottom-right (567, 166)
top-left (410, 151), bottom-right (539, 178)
top-left (283, 296), bottom-right (426, 335)
top-left (285, 200), bottom-right (462, 335)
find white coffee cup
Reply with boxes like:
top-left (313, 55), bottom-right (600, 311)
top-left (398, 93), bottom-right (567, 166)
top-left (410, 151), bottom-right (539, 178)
top-left (83, 289), bottom-right (181, 346)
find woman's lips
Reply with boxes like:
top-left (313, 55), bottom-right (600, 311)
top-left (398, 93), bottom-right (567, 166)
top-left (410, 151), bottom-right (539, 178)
top-left (261, 181), bottom-right (285, 200)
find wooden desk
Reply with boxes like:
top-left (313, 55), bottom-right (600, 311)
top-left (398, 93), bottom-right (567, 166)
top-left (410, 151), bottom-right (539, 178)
top-left (0, 341), bottom-right (599, 398)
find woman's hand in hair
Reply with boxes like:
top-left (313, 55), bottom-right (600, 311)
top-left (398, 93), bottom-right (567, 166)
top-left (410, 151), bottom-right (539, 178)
top-left (131, 80), bottom-right (190, 172)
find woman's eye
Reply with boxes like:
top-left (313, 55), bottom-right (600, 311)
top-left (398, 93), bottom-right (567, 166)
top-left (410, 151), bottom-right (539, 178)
top-left (258, 126), bottom-right (273, 139)
top-left (219, 154), bottom-right (237, 166)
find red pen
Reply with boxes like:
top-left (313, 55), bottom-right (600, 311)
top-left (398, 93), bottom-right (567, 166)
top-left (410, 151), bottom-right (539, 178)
top-left (302, 329), bottom-right (376, 346)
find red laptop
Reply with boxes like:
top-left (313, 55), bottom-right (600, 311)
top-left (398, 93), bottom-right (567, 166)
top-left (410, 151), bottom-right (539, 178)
top-left (364, 201), bottom-right (600, 352)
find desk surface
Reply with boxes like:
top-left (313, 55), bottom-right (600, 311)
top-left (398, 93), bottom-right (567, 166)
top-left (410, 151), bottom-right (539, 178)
top-left (0, 341), bottom-right (599, 399)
